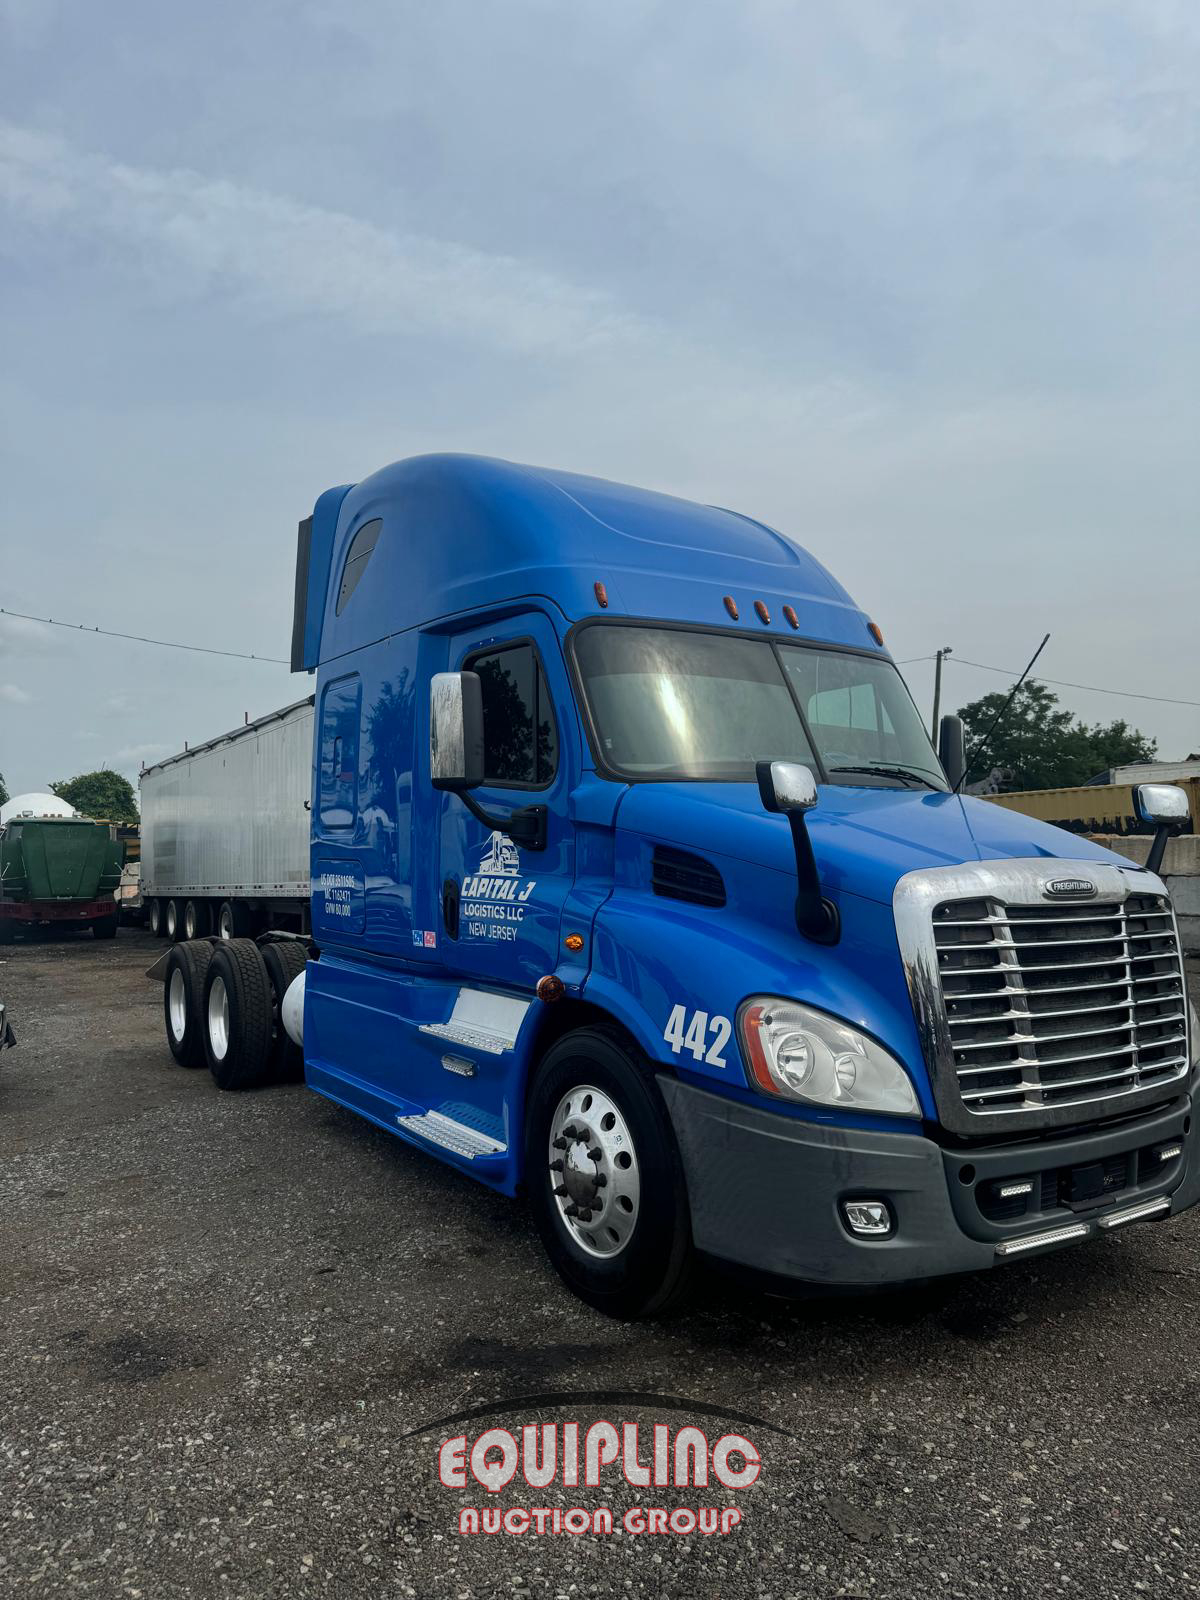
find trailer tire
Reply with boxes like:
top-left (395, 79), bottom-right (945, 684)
top-left (184, 899), bottom-right (211, 940)
top-left (92, 914), bottom-right (119, 940)
top-left (165, 898), bottom-right (184, 942)
top-left (148, 898), bottom-right (164, 937)
top-left (216, 900), bottom-right (250, 941)
top-left (262, 941), bottom-right (308, 1077)
top-left (525, 1028), bottom-right (693, 1320)
top-left (203, 939), bottom-right (273, 1090)
top-left (164, 941), bottom-right (214, 1067)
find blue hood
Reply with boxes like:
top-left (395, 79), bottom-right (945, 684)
top-left (617, 782), bottom-right (1126, 906)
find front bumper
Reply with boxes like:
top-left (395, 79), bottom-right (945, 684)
top-left (660, 1078), bottom-right (1200, 1287)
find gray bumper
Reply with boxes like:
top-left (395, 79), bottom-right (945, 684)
top-left (660, 1077), bottom-right (1199, 1288)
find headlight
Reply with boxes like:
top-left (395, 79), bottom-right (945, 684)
top-left (739, 998), bottom-right (919, 1117)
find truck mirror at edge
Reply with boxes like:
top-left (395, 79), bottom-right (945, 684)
top-left (430, 671), bottom-right (485, 792)
top-left (1134, 782), bottom-right (1190, 876)
top-left (428, 670), bottom-right (547, 851)
top-left (938, 714), bottom-right (965, 790)
top-left (755, 760), bottom-right (839, 945)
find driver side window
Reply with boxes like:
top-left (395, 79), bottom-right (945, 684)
top-left (465, 642), bottom-right (558, 788)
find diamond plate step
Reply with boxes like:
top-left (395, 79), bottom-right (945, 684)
top-left (395, 1110), bottom-right (507, 1160)
top-left (418, 1020), bottom-right (512, 1055)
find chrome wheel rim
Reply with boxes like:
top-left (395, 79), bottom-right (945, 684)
top-left (184, 904), bottom-right (196, 939)
top-left (168, 968), bottom-right (188, 1041)
top-left (166, 902), bottom-right (177, 938)
top-left (548, 1084), bottom-right (641, 1259)
top-left (149, 901), bottom-right (161, 935)
top-left (207, 975), bottom-right (230, 1061)
top-left (218, 906), bottom-right (233, 940)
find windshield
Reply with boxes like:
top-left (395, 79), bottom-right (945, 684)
top-left (572, 624), bottom-right (946, 787)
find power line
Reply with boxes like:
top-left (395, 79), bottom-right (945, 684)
top-left (898, 650), bottom-right (1200, 709)
top-left (0, 608), bottom-right (289, 666)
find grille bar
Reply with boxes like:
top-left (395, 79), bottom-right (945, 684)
top-left (933, 889), bottom-right (1189, 1118)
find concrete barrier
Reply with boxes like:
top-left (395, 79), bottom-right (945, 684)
top-left (1088, 833), bottom-right (1200, 954)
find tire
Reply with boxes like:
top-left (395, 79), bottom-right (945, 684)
top-left (148, 898), bottom-right (164, 937)
top-left (202, 939), bottom-right (273, 1090)
top-left (216, 900), bottom-right (251, 941)
top-left (164, 941), bottom-right (214, 1067)
top-left (184, 899), bottom-right (211, 940)
top-left (261, 940), bottom-right (308, 1078)
top-left (92, 914), bottom-right (119, 940)
top-left (525, 1028), bottom-right (693, 1319)
top-left (165, 898), bottom-right (183, 942)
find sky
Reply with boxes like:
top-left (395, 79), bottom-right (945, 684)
top-left (2, 0), bottom-right (1198, 801)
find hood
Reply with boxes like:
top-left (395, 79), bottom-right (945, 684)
top-left (617, 782), bottom-right (1126, 906)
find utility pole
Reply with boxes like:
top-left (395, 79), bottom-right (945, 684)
top-left (930, 646), bottom-right (953, 740)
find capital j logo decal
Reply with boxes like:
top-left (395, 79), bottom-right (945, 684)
top-left (460, 831), bottom-right (537, 944)
top-left (405, 1390), bottom-right (787, 1539)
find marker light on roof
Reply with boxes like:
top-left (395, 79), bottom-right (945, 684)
top-left (594, 581), bottom-right (609, 608)
top-left (868, 621), bottom-right (884, 645)
top-left (723, 596), bottom-right (739, 620)
top-left (754, 601), bottom-right (770, 625)
top-left (782, 605), bottom-right (799, 630)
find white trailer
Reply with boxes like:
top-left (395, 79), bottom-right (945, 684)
top-left (140, 698), bottom-right (313, 941)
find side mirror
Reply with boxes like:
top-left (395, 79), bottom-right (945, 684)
top-left (430, 672), bottom-right (484, 792)
top-left (1135, 782), bottom-right (1190, 876)
top-left (938, 714), bottom-right (965, 790)
top-left (754, 760), bottom-right (837, 945)
top-left (1134, 783), bottom-right (1189, 827)
top-left (756, 760), bottom-right (818, 815)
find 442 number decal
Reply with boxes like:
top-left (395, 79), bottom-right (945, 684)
top-left (663, 1004), bottom-right (731, 1068)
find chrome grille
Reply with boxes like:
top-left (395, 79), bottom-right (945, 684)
top-left (933, 892), bottom-right (1188, 1117)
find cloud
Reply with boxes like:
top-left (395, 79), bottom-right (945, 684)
top-left (0, 682), bottom-right (32, 704)
top-left (0, 124), bottom-right (648, 356)
top-left (114, 742), bottom-right (178, 767)
top-left (0, 612), bottom-right (56, 657)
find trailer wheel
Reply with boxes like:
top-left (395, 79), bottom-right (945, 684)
top-left (165, 898), bottom-right (184, 941)
top-left (203, 939), bottom-right (273, 1090)
top-left (525, 1029), bottom-right (694, 1319)
top-left (261, 941), bottom-right (308, 1077)
top-left (92, 914), bottom-right (119, 940)
top-left (164, 941), bottom-right (214, 1067)
top-left (148, 898), bottom-right (164, 937)
top-left (216, 900), bottom-right (250, 941)
top-left (184, 899), bottom-right (211, 940)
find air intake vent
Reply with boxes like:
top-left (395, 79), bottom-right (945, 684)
top-left (651, 846), bottom-right (726, 908)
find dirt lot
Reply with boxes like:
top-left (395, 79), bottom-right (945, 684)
top-left (2, 929), bottom-right (1199, 1599)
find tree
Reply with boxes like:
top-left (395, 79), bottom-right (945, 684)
top-left (50, 769), bottom-right (139, 823)
top-left (0, 770), bottom-right (8, 807)
top-left (956, 682), bottom-right (1156, 791)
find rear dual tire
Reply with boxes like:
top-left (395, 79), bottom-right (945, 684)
top-left (164, 941), bottom-right (214, 1067)
top-left (202, 940), bottom-right (274, 1090)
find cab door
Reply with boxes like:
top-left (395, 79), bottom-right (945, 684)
top-left (436, 614), bottom-right (575, 991)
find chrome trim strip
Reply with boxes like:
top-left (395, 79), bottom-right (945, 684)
top-left (995, 1221), bottom-right (1090, 1256)
top-left (1097, 1196), bottom-right (1171, 1230)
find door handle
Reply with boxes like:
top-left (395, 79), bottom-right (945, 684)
top-left (442, 876), bottom-right (460, 941)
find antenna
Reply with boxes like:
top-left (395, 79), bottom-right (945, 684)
top-left (955, 633), bottom-right (1051, 794)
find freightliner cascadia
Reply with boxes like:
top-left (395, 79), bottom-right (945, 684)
top-left (152, 454), bottom-right (1199, 1316)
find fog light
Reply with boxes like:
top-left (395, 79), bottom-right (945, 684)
top-left (841, 1199), bottom-right (892, 1238)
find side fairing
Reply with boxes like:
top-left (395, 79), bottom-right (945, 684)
top-left (584, 833), bottom-right (937, 1128)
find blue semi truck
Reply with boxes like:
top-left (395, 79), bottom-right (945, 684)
top-left (156, 454), bottom-right (1199, 1316)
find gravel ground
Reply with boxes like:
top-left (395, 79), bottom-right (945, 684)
top-left (2, 929), bottom-right (1198, 1600)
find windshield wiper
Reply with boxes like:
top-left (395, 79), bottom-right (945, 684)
top-left (827, 763), bottom-right (944, 791)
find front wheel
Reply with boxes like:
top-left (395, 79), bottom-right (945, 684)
top-left (525, 1028), bottom-right (693, 1319)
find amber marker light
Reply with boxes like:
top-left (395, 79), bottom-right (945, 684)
top-left (536, 974), bottom-right (566, 1003)
top-left (741, 1003), bottom-right (777, 1094)
top-left (868, 621), bottom-right (884, 646)
top-left (754, 600), bottom-right (770, 625)
top-left (782, 605), bottom-right (799, 630)
top-left (594, 581), bottom-right (609, 608)
top-left (723, 595), bottom-right (739, 620)
top-left (564, 933), bottom-right (584, 953)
